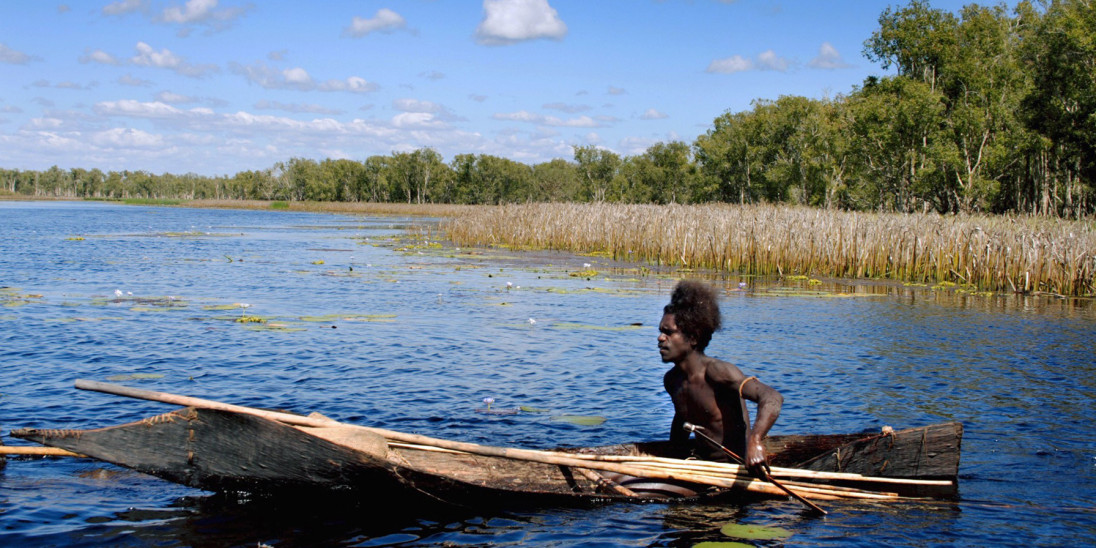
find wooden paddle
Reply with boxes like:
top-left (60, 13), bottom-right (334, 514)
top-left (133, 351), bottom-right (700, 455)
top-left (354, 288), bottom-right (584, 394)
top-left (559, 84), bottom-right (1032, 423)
top-left (684, 422), bottom-right (828, 515)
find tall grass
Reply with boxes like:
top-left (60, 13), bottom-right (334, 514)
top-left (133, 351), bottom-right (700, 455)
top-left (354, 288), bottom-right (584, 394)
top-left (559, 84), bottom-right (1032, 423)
top-left (443, 203), bottom-right (1096, 297)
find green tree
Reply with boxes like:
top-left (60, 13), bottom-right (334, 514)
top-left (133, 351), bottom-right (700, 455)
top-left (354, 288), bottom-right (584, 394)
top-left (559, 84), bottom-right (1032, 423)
top-left (1021, 0), bottom-right (1096, 216)
top-left (573, 145), bottom-right (621, 202)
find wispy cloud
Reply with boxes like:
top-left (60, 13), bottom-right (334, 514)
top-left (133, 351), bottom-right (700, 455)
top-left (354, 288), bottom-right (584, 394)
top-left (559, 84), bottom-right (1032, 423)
top-left (102, 0), bottom-right (147, 16)
top-left (131, 42), bottom-right (218, 77)
top-left (0, 43), bottom-right (39, 64)
top-left (80, 49), bottom-right (121, 65)
top-left (493, 110), bottom-right (608, 128)
top-left (345, 8), bottom-right (407, 37)
top-left (809, 42), bottom-right (851, 69)
top-left (230, 61), bottom-right (378, 94)
top-left (706, 49), bottom-right (793, 74)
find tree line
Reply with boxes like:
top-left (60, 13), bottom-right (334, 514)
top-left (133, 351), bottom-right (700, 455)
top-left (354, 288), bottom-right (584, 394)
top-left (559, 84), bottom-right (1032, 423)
top-left (3, 0), bottom-right (1092, 218)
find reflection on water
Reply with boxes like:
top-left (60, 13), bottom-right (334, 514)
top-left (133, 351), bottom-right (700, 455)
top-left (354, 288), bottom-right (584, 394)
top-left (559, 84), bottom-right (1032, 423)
top-left (1, 201), bottom-right (1093, 547)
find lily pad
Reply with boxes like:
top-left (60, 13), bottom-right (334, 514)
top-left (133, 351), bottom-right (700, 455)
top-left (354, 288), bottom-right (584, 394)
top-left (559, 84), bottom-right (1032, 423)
top-left (719, 523), bottom-right (793, 540)
top-left (692, 543), bottom-right (753, 548)
top-left (519, 406), bottom-right (549, 413)
top-left (550, 415), bottom-right (606, 426)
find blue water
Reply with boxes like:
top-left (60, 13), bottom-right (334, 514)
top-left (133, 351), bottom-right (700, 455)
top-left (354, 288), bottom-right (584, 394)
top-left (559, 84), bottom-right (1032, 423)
top-left (1, 201), bottom-right (1094, 547)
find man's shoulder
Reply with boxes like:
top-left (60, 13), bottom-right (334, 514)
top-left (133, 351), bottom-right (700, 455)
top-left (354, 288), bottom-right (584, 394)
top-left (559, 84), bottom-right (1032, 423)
top-left (702, 357), bottom-right (746, 383)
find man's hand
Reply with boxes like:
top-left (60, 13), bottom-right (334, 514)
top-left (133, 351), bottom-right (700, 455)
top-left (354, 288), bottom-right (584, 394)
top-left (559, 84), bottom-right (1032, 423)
top-left (745, 434), bottom-right (768, 471)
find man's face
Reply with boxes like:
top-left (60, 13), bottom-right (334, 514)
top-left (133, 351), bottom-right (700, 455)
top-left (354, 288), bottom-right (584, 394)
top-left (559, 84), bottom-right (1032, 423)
top-left (658, 313), bottom-right (695, 364)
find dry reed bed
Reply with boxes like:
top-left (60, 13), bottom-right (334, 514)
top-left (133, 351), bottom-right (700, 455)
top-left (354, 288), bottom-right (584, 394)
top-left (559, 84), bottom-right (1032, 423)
top-left (443, 203), bottom-right (1096, 296)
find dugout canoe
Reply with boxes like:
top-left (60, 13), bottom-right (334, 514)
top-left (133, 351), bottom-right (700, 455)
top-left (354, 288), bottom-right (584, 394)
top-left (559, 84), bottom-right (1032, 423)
top-left (12, 405), bottom-right (961, 508)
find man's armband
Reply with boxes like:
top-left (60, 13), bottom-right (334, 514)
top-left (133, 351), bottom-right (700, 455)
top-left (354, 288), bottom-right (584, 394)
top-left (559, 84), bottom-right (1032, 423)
top-left (738, 376), bottom-right (757, 400)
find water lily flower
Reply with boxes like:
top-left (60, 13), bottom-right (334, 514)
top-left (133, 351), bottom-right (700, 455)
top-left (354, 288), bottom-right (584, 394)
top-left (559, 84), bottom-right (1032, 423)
top-left (483, 397), bottom-right (495, 410)
top-left (114, 290), bottom-right (123, 297)
top-left (528, 318), bottom-right (536, 324)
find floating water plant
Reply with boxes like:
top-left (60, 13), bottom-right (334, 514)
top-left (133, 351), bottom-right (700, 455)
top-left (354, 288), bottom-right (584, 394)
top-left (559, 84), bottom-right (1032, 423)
top-left (691, 542), bottom-right (751, 548)
top-left (235, 316), bottom-right (265, 323)
top-left (550, 415), bottom-right (606, 426)
top-left (569, 270), bottom-right (598, 278)
top-left (718, 523), bottom-right (793, 541)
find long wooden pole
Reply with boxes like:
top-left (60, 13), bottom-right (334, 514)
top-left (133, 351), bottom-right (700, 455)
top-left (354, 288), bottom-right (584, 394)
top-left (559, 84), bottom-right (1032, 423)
top-left (1, 446), bottom-right (85, 457)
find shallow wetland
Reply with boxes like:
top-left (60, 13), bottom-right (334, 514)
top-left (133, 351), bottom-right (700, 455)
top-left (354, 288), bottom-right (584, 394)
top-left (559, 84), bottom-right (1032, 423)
top-left (1, 201), bottom-right (1094, 546)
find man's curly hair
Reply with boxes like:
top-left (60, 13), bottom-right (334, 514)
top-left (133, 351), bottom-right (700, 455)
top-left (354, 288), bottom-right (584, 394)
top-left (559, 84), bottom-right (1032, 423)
top-left (663, 280), bottom-right (722, 352)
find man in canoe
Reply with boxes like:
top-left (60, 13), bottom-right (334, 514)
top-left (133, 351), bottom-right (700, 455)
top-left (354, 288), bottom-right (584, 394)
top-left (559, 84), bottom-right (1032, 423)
top-left (660, 280), bottom-right (783, 470)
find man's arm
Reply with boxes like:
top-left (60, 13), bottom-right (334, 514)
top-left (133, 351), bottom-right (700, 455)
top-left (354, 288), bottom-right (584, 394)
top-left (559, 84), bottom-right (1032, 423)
top-left (741, 379), bottom-right (783, 469)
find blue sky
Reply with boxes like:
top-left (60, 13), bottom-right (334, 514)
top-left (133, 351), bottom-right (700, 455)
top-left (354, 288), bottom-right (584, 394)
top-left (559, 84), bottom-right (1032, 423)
top-left (1, 0), bottom-right (974, 176)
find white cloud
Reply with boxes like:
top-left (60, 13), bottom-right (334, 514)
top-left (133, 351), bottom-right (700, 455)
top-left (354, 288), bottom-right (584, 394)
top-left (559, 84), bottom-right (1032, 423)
top-left (159, 0), bottom-right (250, 30)
top-left (476, 0), bottom-right (567, 45)
top-left (640, 108), bottom-right (668, 120)
top-left (757, 49), bottom-right (790, 72)
top-left (809, 42), bottom-right (851, 69)
top-left (318, 76), bottom-right (378, 93)
top-left (80, 49), bottom-right (120, 65)
top-left (94, 100), bottom-right (187, 121)
top-left (345, 8), bottom-right (407, 37)
top-left (282, 67), bottom-right (313, 86)
top-left (232, 62), bottom-right (377, 93)
top-left (706, 55), bottom-right (753, 74)
top-left (0, 43), bottom-right (37, 64)
top-left (161, 0), bottom-right (218, 23)
top-left (392, 112), bottom-right (448, 130)
top-left (393, 98), bottom-right (442, 113)
top-left (131, 42), bottom-right (217, 77)
top-left (707, 50), bottom-right (793, 74)
top-left (608, 86), bottom-right (627, 96)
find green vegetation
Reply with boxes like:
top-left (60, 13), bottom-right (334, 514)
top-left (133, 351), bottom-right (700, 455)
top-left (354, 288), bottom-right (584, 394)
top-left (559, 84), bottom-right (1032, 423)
top-left (2, 1), bottom-right (1092, 218)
